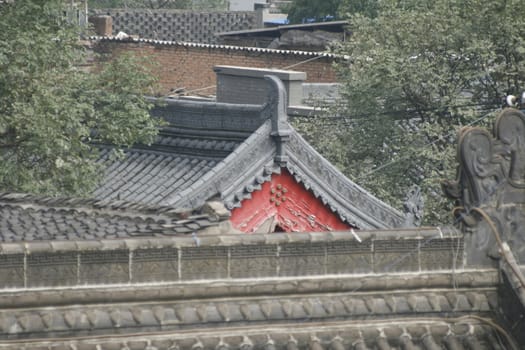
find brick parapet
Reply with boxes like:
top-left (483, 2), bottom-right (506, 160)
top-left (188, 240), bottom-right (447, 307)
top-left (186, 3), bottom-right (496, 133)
top-left (92, 38), bottom-right (340, 95)
top-left (0, 227), bottom-right (465, 289)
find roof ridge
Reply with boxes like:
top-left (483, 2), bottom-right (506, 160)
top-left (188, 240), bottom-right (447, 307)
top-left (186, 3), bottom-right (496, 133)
top-left (90, 36), bottom-right (341, 58)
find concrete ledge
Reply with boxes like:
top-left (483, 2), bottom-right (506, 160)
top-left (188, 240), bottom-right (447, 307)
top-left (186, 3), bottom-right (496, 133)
top-left (214, 65), bottom-right (307, 81)
top-left (214, 65), bottom-right (306, 106)
top-left (0, 269), bottom-right (498, 307)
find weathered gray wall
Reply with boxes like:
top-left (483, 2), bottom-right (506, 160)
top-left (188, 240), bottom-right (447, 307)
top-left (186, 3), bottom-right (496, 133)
top-left (214, 65), bottom-right (306, 106)
top-left (0, 228), bottom-right (463, 289)
top-left (90, 9), bottom-right (256, 43)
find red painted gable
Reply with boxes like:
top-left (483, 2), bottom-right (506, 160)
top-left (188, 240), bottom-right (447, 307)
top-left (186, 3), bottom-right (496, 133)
top-left (230, 169), bottom-right (352, 233)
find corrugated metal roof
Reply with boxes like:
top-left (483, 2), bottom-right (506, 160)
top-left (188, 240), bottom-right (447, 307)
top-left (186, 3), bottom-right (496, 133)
top-left (90, 35), bottom-right (341, 58)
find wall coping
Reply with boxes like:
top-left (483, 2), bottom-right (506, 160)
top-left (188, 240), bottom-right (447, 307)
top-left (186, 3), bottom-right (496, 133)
top-left (90, 36), bottom-right (344, 58)
top-left (214, 65), bottom-right (307, 81)
top-left (0, 227), bottom-right (457, 254)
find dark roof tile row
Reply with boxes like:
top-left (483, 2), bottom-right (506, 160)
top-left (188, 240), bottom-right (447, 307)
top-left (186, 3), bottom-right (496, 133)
top-left (0, 290), bottom-right (497, 337)
top-left (0, 319), bottom-right (511, 350)
top-left (0, 193), bottom-right (227, 242)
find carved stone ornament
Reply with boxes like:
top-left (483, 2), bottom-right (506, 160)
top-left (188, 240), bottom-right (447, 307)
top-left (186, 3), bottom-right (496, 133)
top-left (265, 74), bottom-right (292, 167)
top-left (403, 185), bottom-right (424, 227)
top-left (443, 108), bottom-right (525, 266)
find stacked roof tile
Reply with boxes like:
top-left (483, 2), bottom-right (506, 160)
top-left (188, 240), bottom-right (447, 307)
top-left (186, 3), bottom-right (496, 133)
top-left (92, 78), bottom-right (408, 229)
top-left (0, 193), bottom-right (228, 242)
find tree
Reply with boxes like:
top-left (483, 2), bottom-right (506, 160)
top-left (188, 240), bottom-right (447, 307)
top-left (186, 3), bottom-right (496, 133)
top-left (285, 0), bottom-right (380, 24)
top-left (297, 0), bottom-right (525, 224)
top-left (0, 0), bottom-right (160, 196)
top-left (285, 0), bottom-right (341, 24)
top-left (88, 0), bottom-right (226, 10)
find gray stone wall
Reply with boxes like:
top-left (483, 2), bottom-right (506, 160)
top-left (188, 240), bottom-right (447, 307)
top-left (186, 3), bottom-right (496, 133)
top-left (0, 228), bottom-right (464, 289)
top-left (90, 9), bottom-right (256, 43)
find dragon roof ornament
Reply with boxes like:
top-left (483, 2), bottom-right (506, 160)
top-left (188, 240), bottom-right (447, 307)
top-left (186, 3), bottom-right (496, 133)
top-left (443, 108), bottom-right (525, 266)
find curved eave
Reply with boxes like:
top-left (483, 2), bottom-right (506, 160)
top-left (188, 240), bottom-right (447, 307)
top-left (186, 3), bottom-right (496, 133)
top-left (285, 131), bottom-right (406, 229)
top-left (165, 120), bottom-right (275, 209)
top-left (166, 118), bottom-right (406, 229)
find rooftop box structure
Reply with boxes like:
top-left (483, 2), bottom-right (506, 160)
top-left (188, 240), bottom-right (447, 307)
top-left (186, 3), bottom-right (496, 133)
top-left (214, 65), bottom-right (306, 106)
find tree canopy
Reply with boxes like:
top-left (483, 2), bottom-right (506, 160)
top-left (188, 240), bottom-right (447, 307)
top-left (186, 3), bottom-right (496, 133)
top-left (285, 0), bottom-right (341, 24)
top-left (88, 0), bottom-right (228, 10)
top-left (285, 0), bottom-right (379, 24)
top-left (296, 0), bottom-right (525, 224)
top-left (0, 0), bottom-right (160, 196)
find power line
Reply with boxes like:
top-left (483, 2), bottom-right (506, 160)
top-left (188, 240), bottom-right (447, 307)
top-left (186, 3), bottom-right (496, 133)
top-left (281, 54), bottom-right (327, 70)
top-left (353, 108), bottom-right (498, 180)
top-left (290, 101), bottom-right (501, 123)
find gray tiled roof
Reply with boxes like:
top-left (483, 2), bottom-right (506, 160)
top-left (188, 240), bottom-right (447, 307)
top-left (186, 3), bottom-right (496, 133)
top-left (93, 99), bottom-right (264, 205)
top-left (93, 78), bottom-right (408, 229)
top-left (93, 146), bottom-right (219, 205)
top-left (0, 320), bottom-right (511, 349)
top-left (0, 193), bottom-right (227, 242)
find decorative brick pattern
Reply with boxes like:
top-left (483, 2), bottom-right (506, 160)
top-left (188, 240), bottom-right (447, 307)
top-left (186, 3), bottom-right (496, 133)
top-left (230, 245), bottom-right (277, 278)
top-left (0, 254), bottom-right (24, 288)
top-left (279, 242), bottom-right (326, 276)
top-left (180, 246), bottom-right (229, 280)
top-left (27, 252), bottom-right (77, 287)
top-left (79, 250), bottom-right (129, 284)
top-left (132, 248), bottom-right (178, 283)
top-left (90, 10), bottom-right (257, 44)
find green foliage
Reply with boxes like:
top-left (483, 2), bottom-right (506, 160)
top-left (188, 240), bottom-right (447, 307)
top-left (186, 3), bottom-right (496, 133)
top-left (190, 0), bottom-right (227, 11)
top-left (285, 0), bottom-right (380, 24)
top-left (300, 0), bottom-right (525, 224)
top-left (285, 0), bottom-right (341, 24)
top-left (0, 0), bottom-right (160, 196)
top-left (338, 0), bottom-right (379, 19)
top-left (88, 0), bottom-right (226, 10)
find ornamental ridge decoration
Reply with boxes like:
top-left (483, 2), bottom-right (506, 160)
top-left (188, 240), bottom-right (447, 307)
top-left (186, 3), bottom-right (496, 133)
top-left (286, 133), bottom-right (406, 229)
top-left (443, 108), bottom-right (525, 266)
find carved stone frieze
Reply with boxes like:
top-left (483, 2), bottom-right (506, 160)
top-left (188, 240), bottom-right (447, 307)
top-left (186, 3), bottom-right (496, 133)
top-left (180, 246), bottom-right (229, 280)
top-left (443, 108), bottom-right (525, 266)
top-left (0, 289), bottom-right (497, 339)
top-left (79, 250), bottom-right (129, 284)
top-left (325, 240), bottom-right (372, 274)
top-left (230, 245), bottom-right (278, 278)
top-left (0, 254), bottom-right (24, 288)
top-left (279, 242), bottom-right (326, 276)
top-left (132, 248), bottom-right (178, 283)
top-left (27, 252), bottom-right (77, 287)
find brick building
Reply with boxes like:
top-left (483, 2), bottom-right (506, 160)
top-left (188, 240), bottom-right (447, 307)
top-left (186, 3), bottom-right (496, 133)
top-left (92, 37), bottom-right (339, 95)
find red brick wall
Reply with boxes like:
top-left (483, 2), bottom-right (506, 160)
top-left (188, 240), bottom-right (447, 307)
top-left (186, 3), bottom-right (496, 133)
top-left (93, 40), bottom-right (339, 95)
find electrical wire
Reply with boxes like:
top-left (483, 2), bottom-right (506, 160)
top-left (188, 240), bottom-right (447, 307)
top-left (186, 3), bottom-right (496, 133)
top-left (352, 108), bottom-right (498, 179)
top-left (281, 54), bottom-right (327, 70)
top-left (290, 102), bottom-right (500, 125)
